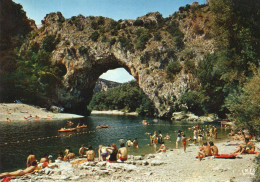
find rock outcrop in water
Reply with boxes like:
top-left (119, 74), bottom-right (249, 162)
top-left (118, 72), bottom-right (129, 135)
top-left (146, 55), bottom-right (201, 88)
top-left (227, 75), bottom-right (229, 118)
top-left (21, 3), bottom-right (215, 117)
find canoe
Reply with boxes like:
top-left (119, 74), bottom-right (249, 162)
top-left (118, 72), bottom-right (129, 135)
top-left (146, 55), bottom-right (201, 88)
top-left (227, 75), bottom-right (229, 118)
top-left (96, 125), bottom-right (108, 129)
top-left (58, 128), bottom-right (76, 132)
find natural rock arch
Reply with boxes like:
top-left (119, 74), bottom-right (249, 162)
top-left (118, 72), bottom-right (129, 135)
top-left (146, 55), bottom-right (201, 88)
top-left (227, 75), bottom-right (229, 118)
top-left (30, 11), bottom-right (213, 117)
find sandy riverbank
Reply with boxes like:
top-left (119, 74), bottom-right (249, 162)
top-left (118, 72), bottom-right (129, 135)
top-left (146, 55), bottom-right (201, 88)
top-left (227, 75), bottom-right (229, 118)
top-left (0, 103), bottom-right (84, 122)
top-left (8, 139), bottom-right (259, 182)
top-left (91, 110), bottom-right (138, 116)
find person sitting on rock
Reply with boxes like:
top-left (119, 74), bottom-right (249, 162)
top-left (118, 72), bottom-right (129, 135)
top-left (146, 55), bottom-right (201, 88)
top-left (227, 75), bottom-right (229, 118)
top-left (40, 153), bottom-right (49, 163)
top-left (118, 143), bottom-right (128, 161)
top-left (57, 152), bottom-right (64, 161)
top-left (26, 150), bottom-right (37, 167)
top-left (98, 145), bottom-right (113, 161)
top-left (79, 144), bottom-right (88, 157)
top-left (209, 141), bottom-right (219, 156)
top-left (108, 144), bottom-right (118, 163)
top-left (198, 142), bottom-right (212, 161)
top-left (157, 142), bottom-right (166, 153)
top-left (86, 145), bottom-right (95, 161)
top-left (64, 149), bottom-right (75, 161)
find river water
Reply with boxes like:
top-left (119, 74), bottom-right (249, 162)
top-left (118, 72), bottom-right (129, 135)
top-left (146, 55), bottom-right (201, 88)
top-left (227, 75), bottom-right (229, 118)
top-left (0, 115), bottom-right (230, 172)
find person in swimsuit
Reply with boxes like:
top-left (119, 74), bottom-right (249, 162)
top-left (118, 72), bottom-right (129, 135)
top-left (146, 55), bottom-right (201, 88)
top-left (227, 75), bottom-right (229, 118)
top-left (64, 146), bottom-right (70, 156)
top-left (64, 149), bottom-right (75, 161)
top-left (79, 145), bottom-right (88, 157)
top-left (57, 152), bottom-right (64, 161)
top-left (209, 141), bottom-right (219, 156)
top-left (108, 144), bottom-right (118, 163)
top-left (157, 142), bottom-right (166, 153)
top-left (164, 133), bottom-right (170, 140)
top-left (158, 131), bottom-right (163, 144)
top-left (26, 150), bottom-right (37, 167)
top-left (86, 145), bottom-right (95, 161)
top-left (98, 145), bottom-right (112, 161)
top-left (198, 142), bottom-right (212, 161)
top-left (126, 138), bottom-right (133, 147)
top-left (118, 143), bottom-right (128, 161)
top-left (182, 134), bottom-right (187, 152)
top-left (40, 153), bottom-right (49, 163)
top-left (133, 138), bottom-right (139, 149)
top-left (0, 161), bottom-right (39, 178)
top-left (193, 129), bottom-right (197, 144)
top-left (176, 131), bottom-right (182, 149)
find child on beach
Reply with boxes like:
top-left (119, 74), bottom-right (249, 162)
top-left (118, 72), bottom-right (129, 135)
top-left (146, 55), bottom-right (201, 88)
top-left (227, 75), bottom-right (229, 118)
top-left (182, 134), bottom-right (187, 152)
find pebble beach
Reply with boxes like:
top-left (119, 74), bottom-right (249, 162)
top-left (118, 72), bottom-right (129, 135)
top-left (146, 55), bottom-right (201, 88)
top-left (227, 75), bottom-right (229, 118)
top-left (6, 139), bottom-right (259, 182)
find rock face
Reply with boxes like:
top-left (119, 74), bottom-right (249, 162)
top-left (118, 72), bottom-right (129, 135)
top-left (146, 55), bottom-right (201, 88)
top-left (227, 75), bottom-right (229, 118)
top-left (27, 5), bottom-right (215, 116)
top-left (94, 79), bottom-right (121, 93)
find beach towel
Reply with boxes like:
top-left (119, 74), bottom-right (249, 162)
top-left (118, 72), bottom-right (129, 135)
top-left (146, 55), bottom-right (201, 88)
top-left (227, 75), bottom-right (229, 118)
top-left (214, 154), bottom-right (237, 159)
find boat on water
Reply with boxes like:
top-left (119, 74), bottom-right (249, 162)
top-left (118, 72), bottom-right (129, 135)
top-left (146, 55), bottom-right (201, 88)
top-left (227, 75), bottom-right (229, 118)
top-left (58, 128), bottom-right (76, 132)
top-left (96, 125), bottom-right (109, 129)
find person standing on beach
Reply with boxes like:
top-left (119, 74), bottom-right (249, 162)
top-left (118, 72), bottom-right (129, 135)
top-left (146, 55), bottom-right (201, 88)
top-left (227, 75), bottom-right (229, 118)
top-left (176, 131), bottom-right (182, 149)
top-left (158, 131), bottom-right (162, 144)
top-left (214, 127), bottom-right (218, 139)
top-left (182, 134), bottom-right (187, 152)
top-left (193, 129), bottom-right (197, 144)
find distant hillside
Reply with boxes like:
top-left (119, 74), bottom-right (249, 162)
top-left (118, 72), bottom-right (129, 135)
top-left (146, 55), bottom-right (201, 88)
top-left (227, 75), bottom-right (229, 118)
top-left (93, 79), bottom-right (121, 93)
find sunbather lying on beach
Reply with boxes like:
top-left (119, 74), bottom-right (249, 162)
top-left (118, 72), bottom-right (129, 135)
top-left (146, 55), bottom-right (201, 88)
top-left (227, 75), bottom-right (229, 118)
top-left (198, 142), bottom-right (212, 161)
top-left (0, 161), bottom-right (39, 178)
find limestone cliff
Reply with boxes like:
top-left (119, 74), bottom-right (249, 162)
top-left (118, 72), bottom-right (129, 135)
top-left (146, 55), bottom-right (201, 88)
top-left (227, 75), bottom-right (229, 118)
top-left (94, 79), bottom-right (121, 93)
top-left (22, 3), bottom-right (215, 117)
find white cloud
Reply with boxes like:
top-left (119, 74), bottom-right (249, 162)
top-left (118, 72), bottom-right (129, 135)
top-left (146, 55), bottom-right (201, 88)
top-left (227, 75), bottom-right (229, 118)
top-left (99, 68), bottom-right (135, 83)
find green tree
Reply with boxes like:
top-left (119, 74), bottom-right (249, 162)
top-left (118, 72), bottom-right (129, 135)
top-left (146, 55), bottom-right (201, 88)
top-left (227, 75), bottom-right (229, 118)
top-left (225, 68), bottom-right (260, 136)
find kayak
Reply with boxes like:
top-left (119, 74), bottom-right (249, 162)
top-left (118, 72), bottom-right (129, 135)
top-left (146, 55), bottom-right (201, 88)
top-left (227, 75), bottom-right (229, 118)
top-left (58, 128), bottom-right (76, 132)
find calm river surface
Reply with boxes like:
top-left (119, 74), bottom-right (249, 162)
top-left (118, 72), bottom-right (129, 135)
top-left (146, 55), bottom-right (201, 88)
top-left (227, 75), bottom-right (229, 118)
top-left (0, 115), bottom-right (230, 172)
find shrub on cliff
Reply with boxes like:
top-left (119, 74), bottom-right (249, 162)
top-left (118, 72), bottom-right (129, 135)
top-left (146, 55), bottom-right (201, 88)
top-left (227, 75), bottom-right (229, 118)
top-left (42, 35), bottom-right (60, 52)
top-left (89, 31), bottom-right (100, 42)
top-left (135, 28), bottom-right (151, 50)
top-left (166, 61), bottom-right (182, 80)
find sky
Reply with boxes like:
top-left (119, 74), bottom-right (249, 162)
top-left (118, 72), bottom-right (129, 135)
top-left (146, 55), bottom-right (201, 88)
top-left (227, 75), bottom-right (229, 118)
top-left (13, 0), bottom-right (206, 83)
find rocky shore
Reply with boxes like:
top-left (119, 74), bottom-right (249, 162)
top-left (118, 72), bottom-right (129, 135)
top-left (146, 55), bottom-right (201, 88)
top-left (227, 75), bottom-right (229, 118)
top-left (10, 140), bottom-right (259, 182)
top-left (0, 103), bottom-right (84, 122)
